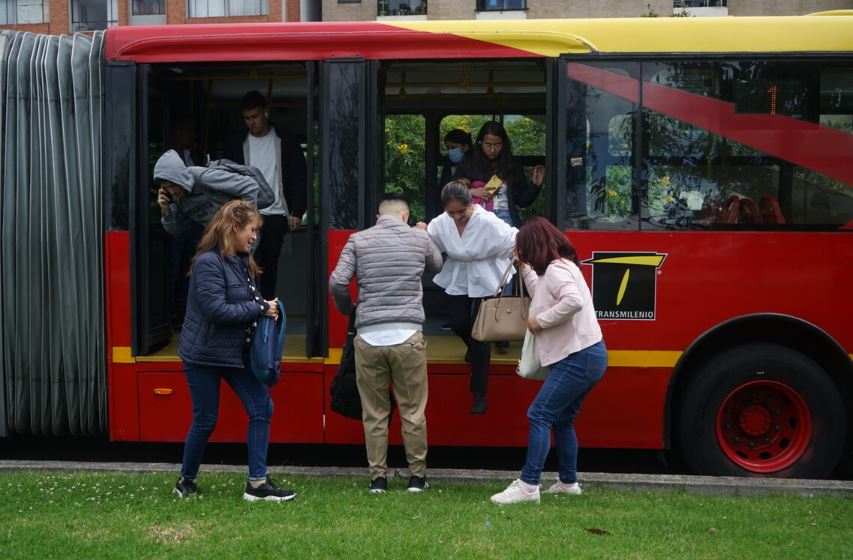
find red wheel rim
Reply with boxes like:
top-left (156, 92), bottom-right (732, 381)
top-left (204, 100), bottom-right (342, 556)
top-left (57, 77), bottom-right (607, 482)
top-left (715, 380), bottom-right (812, 473)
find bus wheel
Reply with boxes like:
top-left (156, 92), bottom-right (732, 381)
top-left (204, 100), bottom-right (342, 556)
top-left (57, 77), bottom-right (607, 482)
top-left (679, 344), bottom-right (845, 478)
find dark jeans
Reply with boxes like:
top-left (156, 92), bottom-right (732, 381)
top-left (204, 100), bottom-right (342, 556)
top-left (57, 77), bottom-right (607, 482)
top-left (254, 213), bottom-right (288, 300)
top-left (520, 341), bottom-right (607, 485)
top-left (448, 294), bottom-right (490, 394)
top-left (180, 356), bottom-right (274, 481)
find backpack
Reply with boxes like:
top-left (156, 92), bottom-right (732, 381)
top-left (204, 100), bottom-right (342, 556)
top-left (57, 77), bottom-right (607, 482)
top-left (207, 158), bottom-right (276, 210)
top-left (329, 310), bottom-right (363, 419)
top-left (329, 308), bottom-right (396, 420)
top-left (250, 298), bottom-right (286, 387)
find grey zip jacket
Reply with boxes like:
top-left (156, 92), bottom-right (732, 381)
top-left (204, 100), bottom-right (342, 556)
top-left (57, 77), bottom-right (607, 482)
top-left (154, 149), bottom-right (259, 237)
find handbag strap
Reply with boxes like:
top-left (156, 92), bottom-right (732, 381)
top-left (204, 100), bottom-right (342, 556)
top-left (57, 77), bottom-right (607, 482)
top-left (493, 261), bottom-right (515, 298)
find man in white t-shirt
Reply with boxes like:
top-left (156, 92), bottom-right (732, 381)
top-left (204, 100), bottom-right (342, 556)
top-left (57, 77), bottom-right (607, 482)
top-left (228, 90), bottom-right (307, 299)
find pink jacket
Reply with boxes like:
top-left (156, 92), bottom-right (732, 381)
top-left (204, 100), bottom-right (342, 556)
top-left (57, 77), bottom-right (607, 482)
top-left (521, 259), bottom-right (603, 366)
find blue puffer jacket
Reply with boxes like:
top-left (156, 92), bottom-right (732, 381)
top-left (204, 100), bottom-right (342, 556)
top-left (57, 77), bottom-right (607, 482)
top-left (178, 250), bottom-right (268, 368)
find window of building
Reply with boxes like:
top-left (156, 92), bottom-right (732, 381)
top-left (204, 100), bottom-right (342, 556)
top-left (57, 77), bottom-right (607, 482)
top-left (477, 0), bottom-right (526, 11)
top-left (0, 0), bottom-right (45, 24)
top-left (675, 0), bottom-right (726, 6)
top-left (133, 0), bottom-right (164, 16)
top-left (338, 0), bottom-right (360, 4)
top-left (187, 0), bottom-right (268, 17)
top-left (378, 0), bottom-right (426, 16)
top-left (71, 0), bottom-right (118, 31)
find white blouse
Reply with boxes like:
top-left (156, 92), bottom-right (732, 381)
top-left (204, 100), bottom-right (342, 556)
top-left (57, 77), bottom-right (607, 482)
top-left (427, 205), bottom-right (517, 298)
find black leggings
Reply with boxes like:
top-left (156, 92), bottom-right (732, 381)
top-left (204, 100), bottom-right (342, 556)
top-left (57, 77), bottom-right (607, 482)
top-left (448, 294), bottom-right (490, 394)
top-left (254, 214), bottom-right (288, 300)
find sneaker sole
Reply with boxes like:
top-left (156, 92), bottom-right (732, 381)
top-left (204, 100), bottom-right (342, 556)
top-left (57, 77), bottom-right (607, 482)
top-left (242, 492), bottom-right (296, 502)
top-left (369, 489), bottom-right (386, 494)
top-left (407, 484), bottom-right (430, 493)
top-left (490, 497), bottom-right (541, 505)
top-left (173, 488), bottom-right (196, 498)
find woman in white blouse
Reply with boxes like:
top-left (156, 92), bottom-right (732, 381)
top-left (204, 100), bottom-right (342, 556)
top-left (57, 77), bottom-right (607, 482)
top-left (420, 182), bottom-right (517, 414)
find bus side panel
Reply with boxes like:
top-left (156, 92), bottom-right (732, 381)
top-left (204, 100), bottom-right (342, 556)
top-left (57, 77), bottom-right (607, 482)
top-left (327, 230), bottom-right (358, 349)
top-left (136, 367), bottom-right (325, 443)
top-left (566, 231), bottom-right (853, 354)
top-left (106, 230), bottom-right (140, 441)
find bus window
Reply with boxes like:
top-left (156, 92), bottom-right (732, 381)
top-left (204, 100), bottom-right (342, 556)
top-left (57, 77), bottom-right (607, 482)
top-left (437, 114), bottom-right (546, 223)
top-left (383, 60), bottom-right (547, 225)
top-left (564, 62), bottom-right (641, 230)
top-left (385, 114), bottom-right (426, 222)
top-left (641, 60), bottom-right (853, 229)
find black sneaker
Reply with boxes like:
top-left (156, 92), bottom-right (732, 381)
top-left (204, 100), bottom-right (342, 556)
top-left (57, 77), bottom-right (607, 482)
top-left (440, 322), bottom-right (453, 332)
top-left (369, 476), bottom-right (388, 494)
top-left (407, 475), bottom-right (430, 493)
top-left (243, 477), bottom-right (296, 502)
top-left (173, 477), bottom-right (198, 498)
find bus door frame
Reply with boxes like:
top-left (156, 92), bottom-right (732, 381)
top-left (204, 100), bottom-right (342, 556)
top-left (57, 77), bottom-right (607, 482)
top-left (317, 58), bottom-right (383, 354)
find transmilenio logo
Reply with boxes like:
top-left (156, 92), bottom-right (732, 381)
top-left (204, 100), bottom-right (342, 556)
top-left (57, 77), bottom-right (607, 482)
top-left (581, 252), bottom-right (667, 320)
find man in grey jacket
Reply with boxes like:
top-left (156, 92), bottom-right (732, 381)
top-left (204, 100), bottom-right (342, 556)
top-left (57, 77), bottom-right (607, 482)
top-left (329, 194), bottom-right (443, 494)
top-left (154, 149), bottom-right (260, 237)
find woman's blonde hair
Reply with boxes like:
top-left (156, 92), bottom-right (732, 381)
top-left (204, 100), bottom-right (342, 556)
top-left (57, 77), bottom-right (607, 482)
top-left (192, 200), bottom-right (263, 277)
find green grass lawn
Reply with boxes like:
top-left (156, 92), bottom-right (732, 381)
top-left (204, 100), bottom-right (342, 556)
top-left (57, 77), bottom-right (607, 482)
top-left (1, 472), bottom-right (851, 559)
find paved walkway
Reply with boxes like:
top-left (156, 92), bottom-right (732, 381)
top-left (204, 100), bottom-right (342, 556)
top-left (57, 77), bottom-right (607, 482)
top-left (1, 460), bottom-right (851, 497)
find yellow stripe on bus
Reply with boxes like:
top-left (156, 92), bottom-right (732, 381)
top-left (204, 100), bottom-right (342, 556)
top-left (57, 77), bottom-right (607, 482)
top-left (387, 17), bottom-right (853, 57)
top-left (112, 347), bottom-right (135, 364)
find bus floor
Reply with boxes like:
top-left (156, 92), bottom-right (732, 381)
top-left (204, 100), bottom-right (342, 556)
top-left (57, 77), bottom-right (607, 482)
top-left (139, 316), bottom-right (523, 363)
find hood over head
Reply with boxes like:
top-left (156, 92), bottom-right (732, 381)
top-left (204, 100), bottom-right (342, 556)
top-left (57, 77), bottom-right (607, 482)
top-left (153, 149), bottom-right (194, 192)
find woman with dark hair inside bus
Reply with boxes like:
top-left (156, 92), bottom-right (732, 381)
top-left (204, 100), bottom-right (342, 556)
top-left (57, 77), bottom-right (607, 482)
top-left (419, 182), bottom-right (517, 414)
top-left (173, 200), bottom-right (295, 502)
top-left (439, 128), bottom-right (473, 189)
top-left (452, 120), bottom-right (544, 228)
top-left (491, 217), bottom-right (607, 505)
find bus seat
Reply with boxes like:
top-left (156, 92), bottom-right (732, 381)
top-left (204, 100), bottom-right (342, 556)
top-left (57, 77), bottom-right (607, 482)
top-left (720, 195), bottom-right (741, 224)
top-left (760, 195), bottom-right (786, 225)
top-left (738, 197), bottom-right (760, 224)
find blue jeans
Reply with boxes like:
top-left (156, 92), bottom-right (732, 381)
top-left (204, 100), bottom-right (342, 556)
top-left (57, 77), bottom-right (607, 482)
top-left (181, 357), bottom-right (274, 481)
top-left (520, 341), bottom-right (607, 485)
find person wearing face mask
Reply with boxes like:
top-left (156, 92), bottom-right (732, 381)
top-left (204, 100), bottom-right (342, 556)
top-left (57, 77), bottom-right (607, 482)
top-left (453, 121), bottom-right (544, 229)
top-left (417, 182), bottom-right (517, 415)
top-left (439, 129), bottom-right (473, 190)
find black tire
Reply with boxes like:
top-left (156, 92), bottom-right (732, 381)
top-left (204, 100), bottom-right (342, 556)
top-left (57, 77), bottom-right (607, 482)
top-left (679, 343), bottom-right (846, 478)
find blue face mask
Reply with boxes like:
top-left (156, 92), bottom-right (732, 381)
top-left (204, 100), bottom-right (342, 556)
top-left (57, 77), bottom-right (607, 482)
top-left (448, 147), bottom-right (465, 164)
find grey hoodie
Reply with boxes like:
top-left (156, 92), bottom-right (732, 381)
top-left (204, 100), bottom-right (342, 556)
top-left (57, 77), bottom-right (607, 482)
top-left (154, 149), bottom-right (259, 237)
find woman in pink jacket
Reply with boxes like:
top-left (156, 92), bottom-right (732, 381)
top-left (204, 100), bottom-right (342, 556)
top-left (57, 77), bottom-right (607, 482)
top-left (491, 217), bottom-right (607, 505)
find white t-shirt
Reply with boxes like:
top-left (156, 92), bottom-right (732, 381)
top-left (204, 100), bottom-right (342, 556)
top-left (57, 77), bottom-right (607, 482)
top-left (247, 128), bottom-right (284, 216)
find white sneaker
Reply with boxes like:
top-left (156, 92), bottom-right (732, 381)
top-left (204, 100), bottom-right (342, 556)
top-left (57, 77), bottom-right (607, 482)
top-left (544, 481), bottom-right (582, 495)
top-left (490, 479), bottom-right (540, 505)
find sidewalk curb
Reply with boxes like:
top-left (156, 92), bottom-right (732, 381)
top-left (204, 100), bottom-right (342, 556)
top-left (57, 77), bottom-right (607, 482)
top-left (1, 460), bottom-right (850, 497)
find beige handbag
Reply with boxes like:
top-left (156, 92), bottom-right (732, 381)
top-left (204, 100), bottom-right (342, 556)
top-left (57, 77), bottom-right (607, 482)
top-left (471, 263), bottom-right (530, 342)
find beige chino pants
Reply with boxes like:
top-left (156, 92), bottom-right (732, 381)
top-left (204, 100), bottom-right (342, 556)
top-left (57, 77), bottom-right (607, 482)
top-left (354, 331), bottom-right (428, 480)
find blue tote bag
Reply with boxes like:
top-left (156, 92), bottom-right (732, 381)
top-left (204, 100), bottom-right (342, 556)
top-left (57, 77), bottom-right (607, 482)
top-left (250, 298), bottom-right (286, 387)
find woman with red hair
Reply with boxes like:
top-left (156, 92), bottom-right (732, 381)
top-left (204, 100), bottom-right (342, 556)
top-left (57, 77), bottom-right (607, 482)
top-left (491, 217), bottom-right (607, 505)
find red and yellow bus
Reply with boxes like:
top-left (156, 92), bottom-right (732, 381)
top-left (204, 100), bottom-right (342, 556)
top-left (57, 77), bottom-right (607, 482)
top-left (1, 14), bottom-right (851, 478)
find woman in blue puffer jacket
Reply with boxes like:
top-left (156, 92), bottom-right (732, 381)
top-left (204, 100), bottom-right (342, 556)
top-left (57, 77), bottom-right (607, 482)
top-left (173, 200), bottom-right (295, 502)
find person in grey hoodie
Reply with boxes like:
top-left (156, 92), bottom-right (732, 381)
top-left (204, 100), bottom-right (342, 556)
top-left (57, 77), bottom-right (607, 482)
top-left (155, 149), bottom-right (260, 237)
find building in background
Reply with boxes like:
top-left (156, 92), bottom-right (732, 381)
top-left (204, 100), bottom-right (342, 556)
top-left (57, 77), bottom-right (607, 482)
top-left (0, 0), bottom-right (315, 33)
top-left (324, 0), bottom-right (853, 21)
top-left (1, 0), bottom-right (851, 34)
